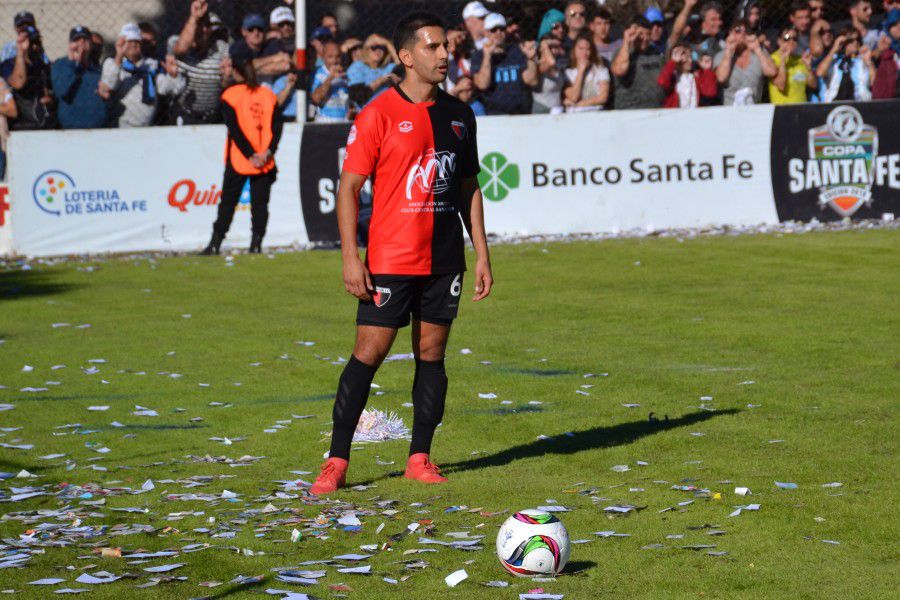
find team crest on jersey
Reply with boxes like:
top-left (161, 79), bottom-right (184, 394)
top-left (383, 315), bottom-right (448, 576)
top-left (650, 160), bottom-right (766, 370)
top-left (373, 286), bottom-right (392, 308)
top-left (398, 121), bottom-right (414, 133)
top-left (347, 125), bottom-right (357, 145)
top-left (406, 149), bottom-right (457, 200)
top-left (451, 120), bottom-right (466, 140)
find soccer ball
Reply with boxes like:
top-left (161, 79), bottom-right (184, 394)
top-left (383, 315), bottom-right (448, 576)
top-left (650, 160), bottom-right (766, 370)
top-left (496, 509), bottom-right (570, 577)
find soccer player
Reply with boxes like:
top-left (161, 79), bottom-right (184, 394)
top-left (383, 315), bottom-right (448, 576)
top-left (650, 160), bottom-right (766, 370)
top-left (310, 13), bottom-right (493, 495)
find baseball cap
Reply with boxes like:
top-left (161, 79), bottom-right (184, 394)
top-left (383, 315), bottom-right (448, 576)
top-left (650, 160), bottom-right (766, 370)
top-left (311, 25), bottom-right (333, 41)
top-left (120, 23), bottom-right (141, 42)
top-left (884, 9), bottom-right (900, 30)
top-left (463, 2), bottom-right (489, 20)
top-left (69, 26), bottom-right (91, 42)
top-left (484, 13), bottom-right (507, 31)
top-left (14, 11), bottom-right (35, 28)
top-left (645, 7), bottom-right (665, 25)
top-left (242, 13), bottom-right (266, 30)
top-left (270, 6), bottom-right (295, 26)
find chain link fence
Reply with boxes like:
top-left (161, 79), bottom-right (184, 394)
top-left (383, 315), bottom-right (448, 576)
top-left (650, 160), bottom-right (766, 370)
top-left (1, 1), bottom-right (883, 66)
top-left (0, 1), bottom-right (292, 62)
top-left (305, 1), bottom-right (870, 48)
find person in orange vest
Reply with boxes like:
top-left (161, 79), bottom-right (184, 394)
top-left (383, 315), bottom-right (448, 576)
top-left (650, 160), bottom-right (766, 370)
top-left (201, 44), bottom-right (283, 255)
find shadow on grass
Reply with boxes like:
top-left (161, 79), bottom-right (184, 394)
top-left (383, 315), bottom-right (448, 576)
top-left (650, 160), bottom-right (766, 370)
top-left (0, 270), bottom-right (79, 301)
top-left (441, 409), bottom-right (739, 475)
top-left (194, 576), bottom-right (270, 599)
top-left (564, 560), bottom-right (598, 575)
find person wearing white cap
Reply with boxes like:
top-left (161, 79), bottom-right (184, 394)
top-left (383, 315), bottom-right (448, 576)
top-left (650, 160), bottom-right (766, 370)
top-left (269, 6), bottom-right (299, 120)
top-left (470, 13), bottom-right (540, 114)
top-left (99, 23), bottom-right (185, 127)
top-left (463, 1), bottom-right (490, 50)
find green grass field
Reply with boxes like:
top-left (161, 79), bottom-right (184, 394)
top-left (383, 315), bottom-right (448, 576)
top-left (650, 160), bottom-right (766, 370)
top-left (1, 229), bottom-right (898, 599)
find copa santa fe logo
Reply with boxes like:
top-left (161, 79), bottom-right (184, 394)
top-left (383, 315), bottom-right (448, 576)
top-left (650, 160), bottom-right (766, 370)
top-left (788, 105), bottom-right (900, 217)
top-left (32, 170), bottom-right (147, 217)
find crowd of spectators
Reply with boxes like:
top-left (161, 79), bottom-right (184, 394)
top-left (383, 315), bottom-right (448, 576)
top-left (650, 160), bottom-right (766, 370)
top-left (0, 0), bottom-right (898, 147)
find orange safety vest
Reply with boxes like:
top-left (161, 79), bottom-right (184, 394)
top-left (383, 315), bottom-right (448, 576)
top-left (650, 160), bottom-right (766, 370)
top-left (221, 84), bottom-right (277, 175)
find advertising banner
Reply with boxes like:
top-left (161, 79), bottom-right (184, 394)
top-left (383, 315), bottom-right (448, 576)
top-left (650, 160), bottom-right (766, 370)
top-left (297, 105), bottom-right (782, 241)
top-left (0, 184), bottom-right (11, 257)
top-left (475, 105), bottom-right (779, 234)
top-left (770, 101), bottom-right (900, 221)
top-left (9, 124), bottom-right (307, 256)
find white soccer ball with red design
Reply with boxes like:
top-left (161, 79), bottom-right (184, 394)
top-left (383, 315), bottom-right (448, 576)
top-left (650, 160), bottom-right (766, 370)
top-left (496, 509), bottom-right (570, 576)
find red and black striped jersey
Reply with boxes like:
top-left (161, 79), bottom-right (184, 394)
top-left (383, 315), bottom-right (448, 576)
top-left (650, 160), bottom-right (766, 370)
top-left (342, 86), bottom-right (480, 275)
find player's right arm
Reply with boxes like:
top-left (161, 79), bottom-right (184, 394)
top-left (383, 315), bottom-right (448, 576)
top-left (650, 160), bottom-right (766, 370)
top-left (337, 171), bottom-right (373, 302)
top-left (338, 107), bottom-right (384, 303)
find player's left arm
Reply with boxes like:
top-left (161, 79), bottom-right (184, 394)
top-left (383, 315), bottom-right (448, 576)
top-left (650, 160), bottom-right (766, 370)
top-left (461, 176), bottom-right (492, 302)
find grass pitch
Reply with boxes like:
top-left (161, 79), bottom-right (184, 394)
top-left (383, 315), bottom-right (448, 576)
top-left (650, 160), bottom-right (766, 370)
top-left (0, 228), bottom-right (897, 599)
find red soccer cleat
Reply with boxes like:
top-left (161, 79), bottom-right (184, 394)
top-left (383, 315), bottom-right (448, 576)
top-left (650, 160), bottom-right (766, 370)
top-left (404, 453), bottom-right (448, 484)
top-left (309, 457), bottom-right (349, 495)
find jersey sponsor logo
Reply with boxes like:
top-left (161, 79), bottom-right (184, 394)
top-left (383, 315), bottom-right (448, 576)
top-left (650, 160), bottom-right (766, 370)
top-left (398, 120), bottom-right (414, 133)
top-left (451, 120), bottom-right (466, 140)
top-left (406, 149), bottom-right (457, 200)
top-left (373, 286), bottom-right (392, 308)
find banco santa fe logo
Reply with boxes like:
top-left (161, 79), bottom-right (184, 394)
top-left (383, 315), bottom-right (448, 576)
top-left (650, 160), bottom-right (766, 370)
top-left (477, 152), bottom-right (520, 202)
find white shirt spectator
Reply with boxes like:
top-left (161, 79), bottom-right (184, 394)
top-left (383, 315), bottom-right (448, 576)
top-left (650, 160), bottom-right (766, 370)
top-left (563, 63), bottom-right (609, 112)
top-left (101, 56), bottom-right (184, 127)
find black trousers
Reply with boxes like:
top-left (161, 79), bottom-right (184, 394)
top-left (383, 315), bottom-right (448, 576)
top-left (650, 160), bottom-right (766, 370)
top-left (213, 164), bottom-right (277, 238)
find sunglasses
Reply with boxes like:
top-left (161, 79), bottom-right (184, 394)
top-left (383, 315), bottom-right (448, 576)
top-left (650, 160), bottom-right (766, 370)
top-left (247, 26), bottom-right (264, 33)
top-left (568, 11), bottom-right (586, 18)
top-left (820, 28), bottom-right (832, 34)
top-left (367, 44), bottom-right (386, 52)
top-left (782, 34), bottom-right (797, 41)
top-left (276, 21), bottom-right (294, 28)
top-left (489, 26), bottom-right (505, 33)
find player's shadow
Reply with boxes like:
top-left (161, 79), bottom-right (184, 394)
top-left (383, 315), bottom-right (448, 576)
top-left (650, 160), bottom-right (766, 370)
top-left (0, 269), bottom-right (78, 301)
top-left (441, 409), bottom-right (739, 475)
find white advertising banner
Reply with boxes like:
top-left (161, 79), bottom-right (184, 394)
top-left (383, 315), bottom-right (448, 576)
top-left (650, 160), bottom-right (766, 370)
top-left (9, 124), bottom-right (307, 257)
top-left (0, 184), bottom-right (11, 257)
top-left (474, 105), bottom-right (779, 235)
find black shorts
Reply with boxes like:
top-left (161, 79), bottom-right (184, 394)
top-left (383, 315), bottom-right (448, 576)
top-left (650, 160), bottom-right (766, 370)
top-left (357, 272), bottom-right (464, 329)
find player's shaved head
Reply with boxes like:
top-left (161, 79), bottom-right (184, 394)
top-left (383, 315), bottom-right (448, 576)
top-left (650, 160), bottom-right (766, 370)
top-left (393, 12), bottom-right (445, 51)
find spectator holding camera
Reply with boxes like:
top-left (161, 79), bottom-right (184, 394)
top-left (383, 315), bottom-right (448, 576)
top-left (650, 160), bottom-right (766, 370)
top-left (51, 26), bottom-right (107, 129)
top-left (714, 19), bottom-right (777, 105)
top-left (817, 27), bottom-right (876, 102)
top-left (873, 9), bottom-right (900, 98)
top-left (100, 23), bottom-right (185, 127)
top-left (611, 17), bottom-right (666, 110)
top-left (657, 43), bottom-right (718, 108)
top-left (347, 34), bottom-right (398, 104)
top-left (768, 27), bottom-right (816, 104)
top-left (0, 22), bottom-right (53, 130)
top-left (563, 34), bottom-right (610, 112)
top-left (470, 13), bottom-right (540, 115)
top-left (2, 12), bottom-right (48, 63)
top-left (310, 40), bottom-right (349, 122)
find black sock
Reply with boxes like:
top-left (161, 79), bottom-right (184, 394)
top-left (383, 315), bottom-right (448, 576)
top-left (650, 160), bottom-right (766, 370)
top-left (329, 355), bottom-right (377, 460)
top-left (409, 358), bottom-right (447, 456)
